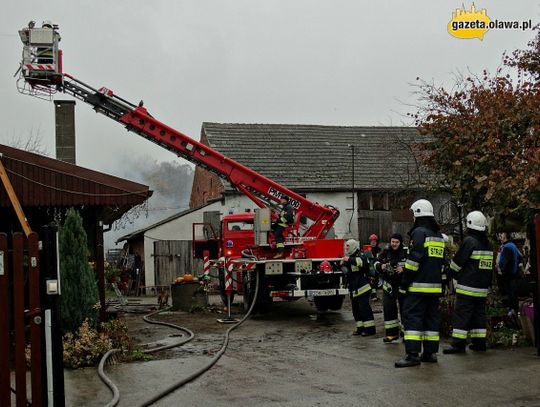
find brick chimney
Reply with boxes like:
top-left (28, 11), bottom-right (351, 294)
top-left (54, 100), bottom-right (76, 164)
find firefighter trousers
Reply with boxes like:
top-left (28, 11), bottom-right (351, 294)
top-left (350, 291), bottom-right (375, 333)
top-left (402, 294), bottom-right (440, 355)
top-left (272, 224), bottom-right (285, 253)
top-left (450, 296), bottom-right (487, 348)
top-left (383, 291), bottom-right (402, 337)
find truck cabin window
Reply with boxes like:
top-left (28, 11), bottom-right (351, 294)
top-left (228, 221), bottom-right (253, 231)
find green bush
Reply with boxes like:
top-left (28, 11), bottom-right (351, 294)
top-left (59, 208), bottom-right (99, 333)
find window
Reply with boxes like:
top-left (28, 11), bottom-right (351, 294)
top-left (227, 221), bottom-right (254, 231)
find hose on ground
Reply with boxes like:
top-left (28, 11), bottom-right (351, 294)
top-left (137, 271), bottom-right (260, 407)
top-left (98, 305), bottom-right (195, 406)
top-left (98, 349), bottom-right (121, 407)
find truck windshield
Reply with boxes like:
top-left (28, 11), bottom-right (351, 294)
top-left (227, 221), bottom-right (253, 231)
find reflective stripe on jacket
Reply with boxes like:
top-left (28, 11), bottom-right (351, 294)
top-left (344, 250), bottom-right (370, 295)
top-left (401, 226), bottom-right (445, 296)
top-left (449, 232), bottom-right (493, 299)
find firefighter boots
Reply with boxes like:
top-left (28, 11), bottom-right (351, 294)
top-left (469, 343), bottom-right (487, 352)
top-left (420, 353), bottom-right (438, 363)
top-left (383, 335), bottom-right (399, 343)
top-left (442, 345), bottom-right (466, 354)
top-left (394, 353), bottom-right (421, 368)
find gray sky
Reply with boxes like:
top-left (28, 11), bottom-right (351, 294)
top-left (0, 1), bottom-right (538, 246)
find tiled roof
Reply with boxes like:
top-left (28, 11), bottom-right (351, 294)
top-left (202, 123), bottom-right (431, 191)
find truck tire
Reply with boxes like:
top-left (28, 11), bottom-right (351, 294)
top-left (242, 270), bottom-right (272, 313)
top-left (314, 295), bottom-right (344, 312)
top-left (327, 295), bottom-right (345, 311)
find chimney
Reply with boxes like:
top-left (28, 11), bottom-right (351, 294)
top-left (54, 100), bottom-right (76, 164)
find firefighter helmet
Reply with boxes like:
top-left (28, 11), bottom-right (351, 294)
top-left (344, 239), bottom-right (359, 256)
top-left (466, 211), bottom-right (488, 231)
top-left (410, 199), bottom-right (434, 218)
top-left (369, 233), bottom-right (378, 241)
top-left (42, 20), bottom-right (53, 28)
top-left (319, 260), bottom-right (332, 273)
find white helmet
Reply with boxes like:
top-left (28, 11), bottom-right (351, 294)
top-left (466, 211), bottom-right (487, 231)
top-left (344, 239), bottom-right (359, 256)
top-left (42, 20), bottom-right (53, 28)
top-left (410, 199), bottom-right (434, 218)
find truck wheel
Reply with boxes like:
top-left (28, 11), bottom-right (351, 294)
top-left (313, 296), bottom-right (329, 312)
top-left (327, 295), bottom-right (345, 311)
top-left (242, 270), bottom-right (272, 313)
top-left (314, 295), bottom-right (344, 312)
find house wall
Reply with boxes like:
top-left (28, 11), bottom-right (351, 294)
top-left (143, 201), bottom-right (223, 287)
top-left (189, 132), bottom-right (224, 208)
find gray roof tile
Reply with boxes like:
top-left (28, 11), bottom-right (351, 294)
top-left (202, 123), bottom-right (432, 191)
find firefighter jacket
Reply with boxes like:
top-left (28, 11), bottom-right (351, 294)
top-left (343, 249), bottom-right (371, 297)
top-left (400, 225), bottom-right (445, 296)
top-left (276, 203), bottom-right (294, 228)
top-left (449, 231), bottom-right (493, 300)
top-left (374, 245), bottom-right (408, 296)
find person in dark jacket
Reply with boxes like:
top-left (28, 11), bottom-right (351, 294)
top-left (271, 196), bottom-right (295, 258)
top-left (374, 233), bottom-right (408, 343)
top-left (367, 233), bottom-right (381, 301)
top-left (443, 211), bottom-right (493, 354)
top-left (342, 239), bottom-right (376, 336)
top-left (497, 232), bottom-right (523, 313)
top-left (395, 199), bottom-right (445, 368)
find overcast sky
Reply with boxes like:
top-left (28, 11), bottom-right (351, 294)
top-left (0, 1), bottom-right (538, 246)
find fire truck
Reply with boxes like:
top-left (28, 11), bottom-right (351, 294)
top-left (16, 21), bottom-right (349, 312)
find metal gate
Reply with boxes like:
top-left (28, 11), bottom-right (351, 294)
top-left (0, 232), bottom-right (42, 407)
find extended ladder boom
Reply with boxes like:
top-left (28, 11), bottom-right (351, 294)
top-left (16, 22), bottom-right (339, 239)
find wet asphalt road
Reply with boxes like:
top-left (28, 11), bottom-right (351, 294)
top-left (64, 297), bottom-right (540, 407)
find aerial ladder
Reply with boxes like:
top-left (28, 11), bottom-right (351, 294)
top-left (16, 21), bottom-right (348, 312)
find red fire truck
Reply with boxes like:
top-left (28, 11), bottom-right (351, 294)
top-left (16, 21), bottom-right (349, 312)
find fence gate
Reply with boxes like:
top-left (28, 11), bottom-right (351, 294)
top-left (154, 240), bottom-right (203, 286)
top-left (0, 232), bottom-right (43, 407)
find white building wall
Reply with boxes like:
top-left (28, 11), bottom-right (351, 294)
top-left (305, 191), bottom-right (357, 239)
top-left (143, 201), bottom-right (223, 286)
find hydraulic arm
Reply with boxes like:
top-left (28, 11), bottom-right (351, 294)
top-left (16, 22), bottom-right (339, 239)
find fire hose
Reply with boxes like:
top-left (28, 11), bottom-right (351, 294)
top-left (98, 270), bottom-right (260, 407)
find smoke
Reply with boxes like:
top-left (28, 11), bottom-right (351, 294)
top-left (104, 155), bottom-right (194, 250)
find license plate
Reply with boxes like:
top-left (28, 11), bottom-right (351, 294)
top-left (307, 289), bottom-right (335, 297)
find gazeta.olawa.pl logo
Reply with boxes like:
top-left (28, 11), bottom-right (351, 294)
top-left (448, 4), bottom-right (532, 40)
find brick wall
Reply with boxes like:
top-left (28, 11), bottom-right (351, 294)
top-left (189, 131), bottom-right (225, 208)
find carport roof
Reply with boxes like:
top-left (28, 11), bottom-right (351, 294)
top-left (0, 144), bottom-right (152, 224)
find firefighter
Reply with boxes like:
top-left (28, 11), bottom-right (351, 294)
top-left (271, 196), bottom-right (294, 259)
top-left (367, 233), bottom-right (381, 301)
top-left (374, 233), bottom-right (407, 343)
top-left (443, 211), bottom-right (493, 354)
top-left (395, 199), bottom-right (445, 368)
top-left (342, 239), bottom-right (376, 336)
